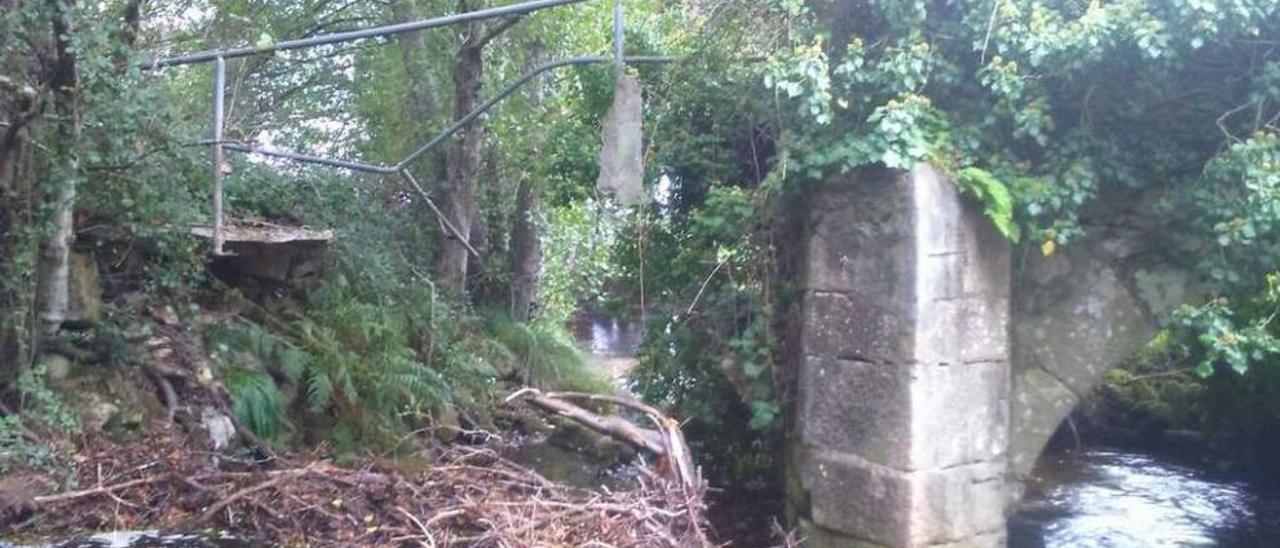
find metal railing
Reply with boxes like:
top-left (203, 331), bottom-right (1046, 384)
top-left (148, 0), bottom-right (667, 256)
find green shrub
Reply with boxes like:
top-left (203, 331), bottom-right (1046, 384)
top-left (490, 316), bottom-right (608, 393)
top-left (225, 368), bottom-right (287, 442)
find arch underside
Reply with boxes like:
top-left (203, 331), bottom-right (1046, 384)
top-left (1008, 231), bottom-right (1188, 497)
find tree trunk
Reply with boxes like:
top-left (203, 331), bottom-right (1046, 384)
top-left (509, 178), bottom-right (540, 321)
top-left (390, 0), bottom-right (442, 129)
top-left (36, 0), bottom-right (81, 338)
top-left (0, 123), bottom-right (24, 262)
top-left (435, 15), bottom-right (486, 296)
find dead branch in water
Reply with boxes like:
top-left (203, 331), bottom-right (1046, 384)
top-left (504, 387), bottom-right (708, 547)
top-left (543, 390), bottom-right (701, 491)
top-left (506, 387), bottom-right (665, 454)
top-left (506, 388), bottom-right (702, 490)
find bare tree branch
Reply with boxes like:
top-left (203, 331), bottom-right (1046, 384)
top-left (471, 15), bottom-right (522, 50)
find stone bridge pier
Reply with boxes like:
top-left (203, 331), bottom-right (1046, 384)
top-left (788, 165), bottom-right (1188, 547)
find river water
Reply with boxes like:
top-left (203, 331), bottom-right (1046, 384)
top-left (502, 314), bottom-right (646, 490)
top-left (569, 316), bottom-right (1280, 547)
top-left (572, 313), bottom-right (644, 389)
top-left (1010, 448), bottom-right (1280, 547)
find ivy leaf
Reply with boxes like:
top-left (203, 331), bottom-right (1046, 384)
top-left (748, 400), bottom-right (779, 430)
top-left (255, 32), bottom-right (275, 50)
top-left (1194, 361), bottom-right (1214, 378)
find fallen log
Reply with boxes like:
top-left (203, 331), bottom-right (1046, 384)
top-left (504, 388), bottom-right (700, 490)
top-left (544, 391), bottom-right (700, 490)
top-left (506, 388), bottom-right (664, 455)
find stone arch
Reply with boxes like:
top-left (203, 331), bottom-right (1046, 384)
top-left (1008, 221), bottom-right (1196, 500)
top-left (784, 166), bottom-right (1199, 546)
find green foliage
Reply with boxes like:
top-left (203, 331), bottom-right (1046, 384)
top-left (955, 167), bottom-right (1020, 242)
top-left (537, 201), bottom-right (624, 325)
top-left (204, 266), bottom-right (462, 443)
top-left (290, 275), bottom-right (452, 429)
top-left (0, 365), bottom-right (77, 473)
top-left (226, 368), bottom-right (287, 442)
top-left (1081, 326), bottom-right (1280, 479)
top-left (490, 316), bottom-right (607, 393)
top-left (626, 185), bottom-right (782, 482)
top-left (14, 365), bottom-right (77, 435)
top-left (1088, 367), bottom-right (1207, 440)
top-left (1192, 134), bottom-right (1280, 288)
top-left (1076, 331), bottom-right (1204, 444)
top-left (1174, 273), bottom-right (1280, 377)
top-left (748, 0), bottom-right (1280, 402)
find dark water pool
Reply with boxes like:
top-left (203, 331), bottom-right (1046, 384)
top-left (1010, 448), bottom-right (1280, 547)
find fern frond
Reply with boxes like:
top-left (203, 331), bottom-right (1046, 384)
top-left (307, 372), bottom-right (334, 412)
top-left (226, 369), bottom-right (286, 442)
top-left (956, 167), bottom-right (1021, 243)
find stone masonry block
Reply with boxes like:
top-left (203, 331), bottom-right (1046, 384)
top-left (802, 451), bottom-right (1006, 547)
top-left (793, 165), bottom-right (1013, 547)
top-left (803, 292), bottom-right (913, 363)
top-left (908, 360), bottom-right (1010, 471)
top-left (907, 461), bottom-right (1006, 546)
top-left (799, 357), bottom-right (911, 467)
top-left (1009, 367), bottom-right (1078, 479)
top-left (803, 451), bottom-right (913, 547)
top-left (805, 174), bottom-right (915, 295)
top-left (799, 518), bottom-right (893, 548)
top-left (915, 296), bottom-right (1009, 365)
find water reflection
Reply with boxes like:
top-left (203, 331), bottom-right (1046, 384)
top-left (574, 314), bottom-right (643, 357)
top-left (572, 314), bottom-right (643, 388)
top-left (1011, 449), bottom-right (1280, 548)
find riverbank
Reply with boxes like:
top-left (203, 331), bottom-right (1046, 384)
top-left (1, 415), bottom-right (709, 546)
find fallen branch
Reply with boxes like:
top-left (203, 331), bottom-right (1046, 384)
top-left (33, 476), bottom-right (166, 504)
top-left (506, 388), bottom-right (701, 489)
top-left (544, 391), bottom-right (700, 490)
top-left (507, 388), bottom-right (664, 455)
top-left (196, 466), bottom-right (311, 524)
top-left (396, 505), bottom-right (437, 547)
top-left (20, 420), bottom-right (710, 547)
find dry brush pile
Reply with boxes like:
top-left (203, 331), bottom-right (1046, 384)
top-left (2, 425), bottom-right (710, 547)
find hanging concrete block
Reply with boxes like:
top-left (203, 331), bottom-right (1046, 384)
top-left (596, 73), bottom-right (645, 205)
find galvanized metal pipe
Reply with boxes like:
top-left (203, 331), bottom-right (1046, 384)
top-left (212, 56), bottom-right (227, 254)
top-left (219, 55), bottom-right (676, 175)
top-left (147, 0), bottom-right (589, 68)
top-left (220, 55), bottom-right (676, 174)
top-left (151, 0), bottom-right (689, 259)
top-left (395, 55), bottom-right (609, 170)
top-left (223, 142), bottom-right (397, 174)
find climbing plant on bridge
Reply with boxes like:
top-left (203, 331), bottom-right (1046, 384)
top-left (616, 0), bottom-right (1280, 484)
top-left (754, 0), bottom-right (1280, 371)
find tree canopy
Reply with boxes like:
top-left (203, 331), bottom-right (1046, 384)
top-left (0, 0), bottom-right (1277, 489)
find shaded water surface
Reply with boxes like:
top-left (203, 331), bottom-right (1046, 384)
top-left (506, 314), bottom-right (646, 488)
top-left (1011, 448), bottom-right (1280, 547)
top-left (572, 314), bottom-right (644, 388)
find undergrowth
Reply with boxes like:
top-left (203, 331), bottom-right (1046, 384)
top-left (490, 316), bottom-right (609, 393)
top-left (0, 365), bottom-right (77, 473)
